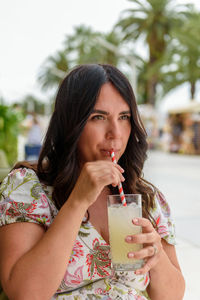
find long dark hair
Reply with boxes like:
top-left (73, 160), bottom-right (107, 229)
top-left (16, 64), bottom-right (157, 225)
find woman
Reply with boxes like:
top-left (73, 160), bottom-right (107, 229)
top-left (0, 64), bottom-right (185, 299)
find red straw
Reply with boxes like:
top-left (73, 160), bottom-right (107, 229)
top-left (110, 150), bottom-right (127, 206)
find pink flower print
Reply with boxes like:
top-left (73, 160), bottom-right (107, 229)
top-left (39, 214), bottom-right (50, 225)
top-left (0, 203), bottom-right (7, 217)
top-left (20, 168), bottom-right (26, 177)
top-left (157, 190), bottom-right (166, 205)
top-left (9, 169), bottom-right (19, 177)
top-left (6, 201), bottom-right (37, 217)
top-left (68, 240), bottom-right (84, 264)
top-left (94, 288), bottom-right (104, 295)
top-left (157, 224), bottom-right (169, 237)
top-left (134, 296), bottom-right (146, 300)
top-left (29, 213), bottom-right (50, 226)
top-left (157, 191), bottom-right (170, 216)
top-left (39, 194), bottom-right (49, 209)
top-left (63, 265), bottom-right (84, 286)
top-left (86, 238), bottom-right (111, 279)
top-left (9, 168), bottom-right (26, 178)
top-left (156, 215), bottom-right (160, 226)
top-left (144, 274), bottom-right (149, 286)
top-left (128, 290), bottom-right (134, 295)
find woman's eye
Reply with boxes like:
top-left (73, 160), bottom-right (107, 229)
top-left (120, 115), bottom-right (131, 120)
top-left (91, 115), bottom-right (105, 120)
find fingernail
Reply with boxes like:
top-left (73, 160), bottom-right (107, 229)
top-left (125, 236), bottom-right (132, 242)
top-left (128, 252), bottom-right (134, 258)
top-left (135, 270), bottom-right (141, 275)
top-left (133, 218), bottom-right (139, 224)
top-left (122, 176), bottom-right (125, 181)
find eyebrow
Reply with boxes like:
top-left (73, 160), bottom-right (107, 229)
top-left (91, 109), bottom-right (131, 115)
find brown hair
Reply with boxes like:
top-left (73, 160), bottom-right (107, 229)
top-left (14, 64), bottom-right (157, 227)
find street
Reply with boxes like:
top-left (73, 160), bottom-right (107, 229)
top-left (144, 150), bottom-right (200, 300)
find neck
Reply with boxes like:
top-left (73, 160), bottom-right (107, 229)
top-left (97, 186), bottom-right (110, 202)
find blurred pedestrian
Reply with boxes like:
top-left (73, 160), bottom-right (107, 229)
top-left (25, 113), bottom-right (42, 160)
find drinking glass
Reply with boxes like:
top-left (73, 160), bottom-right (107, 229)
top-left (107, 194), bottom-right (144, 271)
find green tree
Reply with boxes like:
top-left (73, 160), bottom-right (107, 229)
top-left (38, 50), bottom-right (70, 92)
top-left (116, 0), bottom-right (184, 105)
top-left (20, 94), bottom-right (46, 115)
top-left (64, 25), bottom-right (121, 66)
top-left (64, 25), bottom-right (100, 64)
top-left (0, 104), bottom-right (24, 166)
top-left (37, 25), bottom-right (122, 93)
top-left (160, 8), bottom-right (200, 99)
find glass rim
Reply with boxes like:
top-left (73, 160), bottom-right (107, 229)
top-left (107, 193), bottom-right (142, 198)
top-left (107, 194), bottom-right (142, 205)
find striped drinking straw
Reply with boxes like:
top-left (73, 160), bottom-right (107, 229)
top-left (110, 150), bottom-right (127, 206)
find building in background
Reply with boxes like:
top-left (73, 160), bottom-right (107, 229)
top-left (166, 102), bottom-right (200, 155)
top-left (138, 104), bottom-right (159, 150)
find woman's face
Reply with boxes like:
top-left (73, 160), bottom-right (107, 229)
top-left (77, 82), bottom-right (131, 165)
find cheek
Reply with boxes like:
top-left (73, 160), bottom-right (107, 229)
top-left (78, 126), bottom-right (99, 151)
top-left (84, 124), bottom-right (105, 142)
top-left (124, 124), bottom-right (131, 140)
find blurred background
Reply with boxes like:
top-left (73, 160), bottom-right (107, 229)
top-left (0, 0), bottom-right (200, 299)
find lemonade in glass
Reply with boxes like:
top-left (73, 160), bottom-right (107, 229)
top-left (108, 194), bottom-right (144, 271)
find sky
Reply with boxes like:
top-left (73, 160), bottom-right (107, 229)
top-left (0, 0), bottom-right (200, 111)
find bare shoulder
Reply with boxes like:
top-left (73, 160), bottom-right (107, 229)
top-left (0, 222), bottom-right (45, 284)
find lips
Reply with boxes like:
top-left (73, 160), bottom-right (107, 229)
top-left (100, 149), bottom-right (120, 157)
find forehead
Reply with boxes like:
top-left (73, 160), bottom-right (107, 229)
top-left (94, 83), bottom-right (130, 111)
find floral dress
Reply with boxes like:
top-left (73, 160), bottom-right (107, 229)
top-left (0, 168), bottom-right (176, 300)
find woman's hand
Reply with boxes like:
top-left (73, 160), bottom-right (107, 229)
top-left (125, 217), bottom-right (163, 274)
top-left (70, 160), bottom-right (125, 207)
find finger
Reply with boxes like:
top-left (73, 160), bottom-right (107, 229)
top-left (85, 161), bottom-right (125, 187)
top-left (111, 174), bottom-right (125, 187)
top-left (119, 173), bottom-right (125, 182)
top-left (111, 168), bottom-right (125, 186)
top-left (101, 171), bottom-right (123, 187)
top-left (112, 162), bottom-right (124, 173)
top-left (132, 218), bottom-right (154, 233)
top-left (134, 255), bottom-right (158, 275)
top-left (87, 160), bottom-right (124, 174)
top-left (125, 232), bottom-right (155, 244)
top-left (96, 161), bottom-right (124, 179)
top-left (127, 245), bottom-right (156, 260)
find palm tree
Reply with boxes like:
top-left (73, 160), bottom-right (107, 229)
top-left (38, 25), bottom-right (123, 93)
top-left (64, 25), bottom-right (121, 66)
top-left (37, 50), bottom-right (70, 91)
top-left (135, 57), bottom-right (149, 104)
top-left (116, 0), bottom-right (184, 105)
top-left (64, 25), bottom-right (99, 64)
top-left (97, 30), bottom-right (124, 66)
top-left (166, 9), bottom-right (200, 99)
top-left (156, 7), bottom-right (200, 100)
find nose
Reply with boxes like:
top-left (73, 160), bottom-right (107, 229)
top-left (105, 120), bottom-right (121, 140)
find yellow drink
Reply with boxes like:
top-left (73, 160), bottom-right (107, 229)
top-left (108, 195), bottom-right (144, 271)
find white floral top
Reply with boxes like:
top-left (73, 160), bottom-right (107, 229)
top-left (0, 168), bottom-right (176, 300)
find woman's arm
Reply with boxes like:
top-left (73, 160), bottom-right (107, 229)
top-left (0, 197), bottom-right (88, 300)
top-left (126, 218), bottom-right (185, 300)
top-left (147, 240), bottom-right (185, 300)
top-left (0, 161), bottom-right (124, 300)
